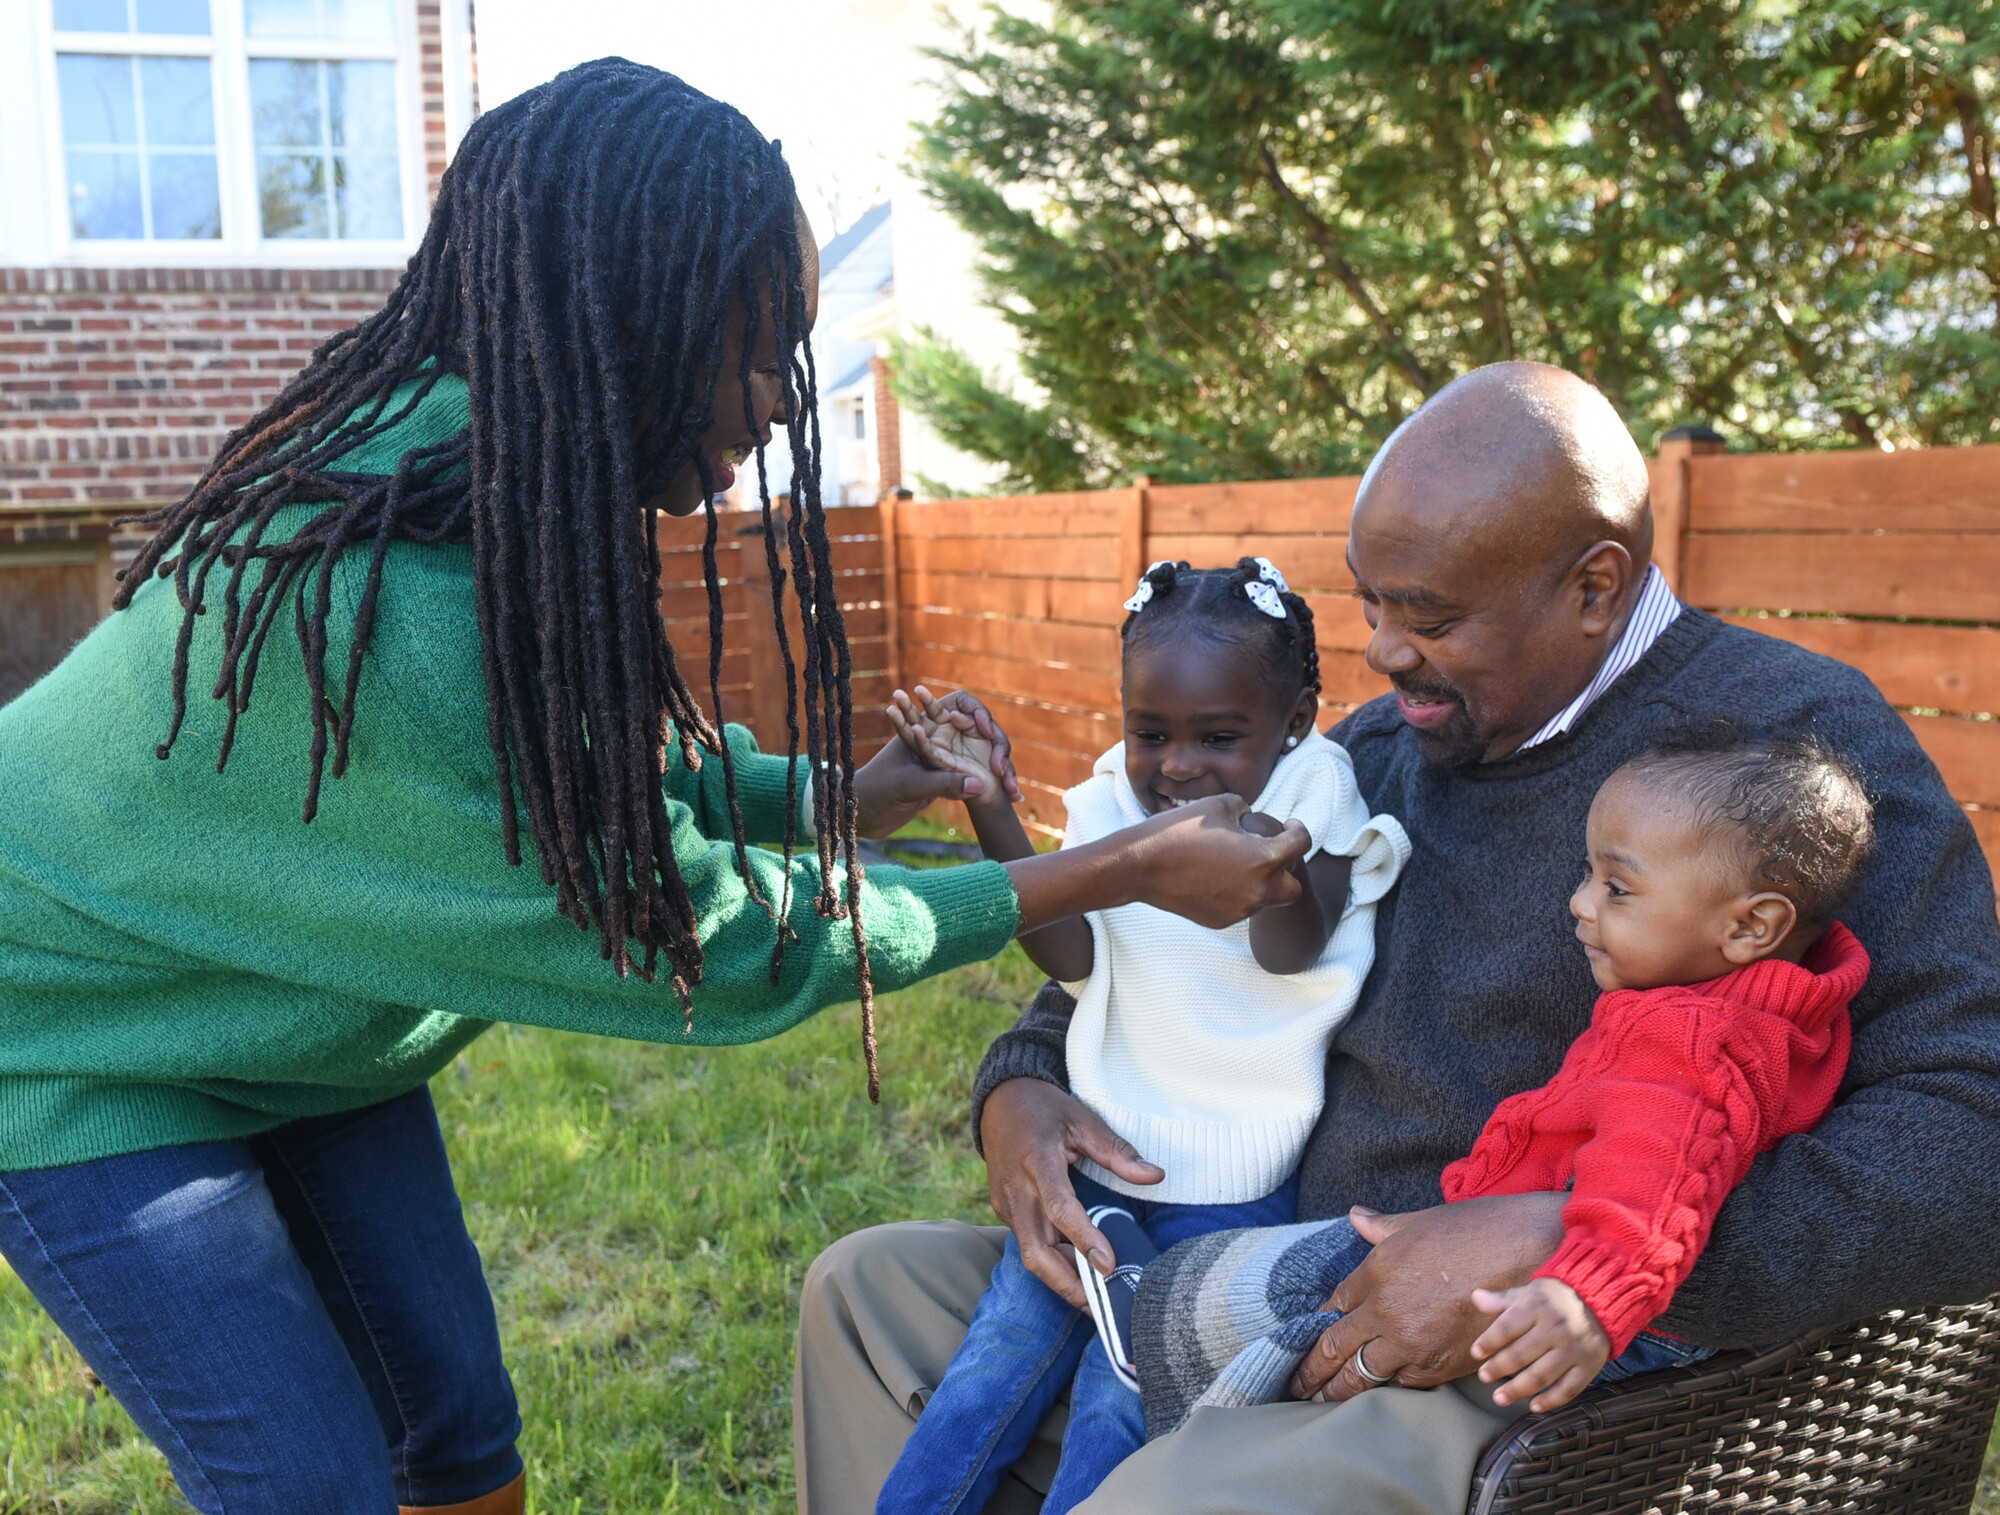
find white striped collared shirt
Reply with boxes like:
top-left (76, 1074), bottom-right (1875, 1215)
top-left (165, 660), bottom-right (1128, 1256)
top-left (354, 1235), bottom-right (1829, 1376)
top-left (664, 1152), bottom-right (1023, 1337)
top-left (1518, 565), bottom-right (1683, 750)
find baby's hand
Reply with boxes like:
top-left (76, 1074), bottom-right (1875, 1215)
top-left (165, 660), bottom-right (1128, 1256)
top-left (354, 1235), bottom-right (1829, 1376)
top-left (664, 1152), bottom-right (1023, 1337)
top-left (1469, 1278), bottom-right (1611, 1413)
top-left (886, 686), bottom-right (1015, 808)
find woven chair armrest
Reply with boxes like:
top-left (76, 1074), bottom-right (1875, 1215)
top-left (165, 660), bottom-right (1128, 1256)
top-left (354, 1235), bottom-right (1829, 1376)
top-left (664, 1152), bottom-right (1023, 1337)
top-left (1465, 1298), bottom-right (2000, 1515)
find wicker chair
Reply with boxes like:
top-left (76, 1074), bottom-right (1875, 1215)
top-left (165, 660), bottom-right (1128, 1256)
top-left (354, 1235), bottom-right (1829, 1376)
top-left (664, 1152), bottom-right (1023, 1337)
top-left (1466, 1298), bottom-right (2000, 1515)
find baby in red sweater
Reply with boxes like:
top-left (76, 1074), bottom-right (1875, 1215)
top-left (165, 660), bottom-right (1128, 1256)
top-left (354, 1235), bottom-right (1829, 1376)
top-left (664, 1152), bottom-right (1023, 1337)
top-left (1141, 727), bottom-right (1875, 1436)
top-left (1455, 729), bottom-right (1873, 1411)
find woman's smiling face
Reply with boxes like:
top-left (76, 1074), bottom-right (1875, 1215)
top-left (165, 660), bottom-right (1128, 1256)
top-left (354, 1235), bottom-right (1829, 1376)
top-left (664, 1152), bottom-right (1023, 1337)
top-left (650, 203), bottom-right (821, 517)
top-left (1120, 637), bottom-right (1318, 815)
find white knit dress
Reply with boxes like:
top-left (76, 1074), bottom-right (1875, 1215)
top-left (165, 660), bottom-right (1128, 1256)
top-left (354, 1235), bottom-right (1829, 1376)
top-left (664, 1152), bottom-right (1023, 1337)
top-left (1062, 728), bottom-right (1409, 1205)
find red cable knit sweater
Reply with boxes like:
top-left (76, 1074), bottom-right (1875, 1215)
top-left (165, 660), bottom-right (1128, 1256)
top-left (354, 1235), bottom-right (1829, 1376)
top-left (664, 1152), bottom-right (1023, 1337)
top-left (1441, 923), bottom-right (1870, 1354)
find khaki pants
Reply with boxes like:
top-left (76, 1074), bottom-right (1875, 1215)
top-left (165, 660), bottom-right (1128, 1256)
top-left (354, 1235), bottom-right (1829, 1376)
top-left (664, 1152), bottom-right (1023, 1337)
top-left (793, 1220), bottom-right (1528, 1515)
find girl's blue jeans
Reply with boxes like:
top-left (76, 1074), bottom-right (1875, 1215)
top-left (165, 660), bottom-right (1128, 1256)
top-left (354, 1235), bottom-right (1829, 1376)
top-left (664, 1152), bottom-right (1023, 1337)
top-left (875, 1169), bottom-right (1299, 1515)
top-left (0, 1086), bottom-right (521, 1514)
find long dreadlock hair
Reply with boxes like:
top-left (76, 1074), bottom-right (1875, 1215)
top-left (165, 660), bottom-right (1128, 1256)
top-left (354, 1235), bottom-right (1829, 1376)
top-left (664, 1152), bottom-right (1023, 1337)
top-left (113, 60), bottom-right (886, 1093)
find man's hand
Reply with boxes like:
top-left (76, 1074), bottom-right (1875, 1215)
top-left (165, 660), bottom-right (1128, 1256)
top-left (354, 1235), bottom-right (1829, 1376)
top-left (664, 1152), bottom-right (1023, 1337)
top-left (1287, 1192), bottom-right (1569, 1403)
top-left (852, 687), bottom-right (1022, 838)
top-left (1468, 1278), bottom-right (1612, 1412)
top-left (980, 1078), bottom-right (1164, 1307)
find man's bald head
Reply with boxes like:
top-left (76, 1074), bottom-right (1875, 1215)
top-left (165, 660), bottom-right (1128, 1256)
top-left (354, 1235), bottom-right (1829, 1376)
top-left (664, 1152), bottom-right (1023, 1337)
top-left (1346, 363), bottom-right (1660, 767)
top-left (1358, 362), bottom-right (1652, 580)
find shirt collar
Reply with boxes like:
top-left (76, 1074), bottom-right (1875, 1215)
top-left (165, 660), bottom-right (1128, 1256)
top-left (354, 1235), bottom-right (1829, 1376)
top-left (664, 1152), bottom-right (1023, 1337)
top-left (1518, 565), bottom-right (1683, 751)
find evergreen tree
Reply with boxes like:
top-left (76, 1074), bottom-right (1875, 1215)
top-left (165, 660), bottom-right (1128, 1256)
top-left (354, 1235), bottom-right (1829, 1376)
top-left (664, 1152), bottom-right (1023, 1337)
top-left (904, 0), bottom-right (1999, 489)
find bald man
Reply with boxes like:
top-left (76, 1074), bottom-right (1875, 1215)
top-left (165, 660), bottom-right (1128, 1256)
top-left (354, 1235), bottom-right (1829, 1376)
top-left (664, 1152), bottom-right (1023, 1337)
top-left (793, 363), bottom-right (2000, 1515)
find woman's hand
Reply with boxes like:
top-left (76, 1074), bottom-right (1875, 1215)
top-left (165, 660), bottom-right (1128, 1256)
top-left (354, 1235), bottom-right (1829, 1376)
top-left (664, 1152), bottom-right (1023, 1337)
top-left (1124, 795), bottom-right (1311, 926)
top-left (852, 688), bottom-right (1021, 839)
top-left (1006, 793), bottom-right (1310, 935)
top-left (980, 1078), bottom-right (1165, 1306)
top-left (1286, 1192), bottom-right (1569, 1403)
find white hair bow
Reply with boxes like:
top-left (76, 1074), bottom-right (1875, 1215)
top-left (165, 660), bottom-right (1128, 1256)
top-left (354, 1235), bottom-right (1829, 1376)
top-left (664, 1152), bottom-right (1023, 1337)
top-left (1123, 560), bottom-right (1176, 614)
top-left (1243, 557), bottom-right (1290, 619)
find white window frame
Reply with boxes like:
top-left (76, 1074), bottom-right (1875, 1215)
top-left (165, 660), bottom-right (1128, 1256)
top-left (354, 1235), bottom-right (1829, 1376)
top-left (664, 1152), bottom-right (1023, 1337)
top-left (18, 0), bottom-right (426, 266)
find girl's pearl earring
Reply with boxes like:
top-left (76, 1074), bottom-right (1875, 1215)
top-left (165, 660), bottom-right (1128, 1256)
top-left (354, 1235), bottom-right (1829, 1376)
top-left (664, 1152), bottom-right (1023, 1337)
top-left (1285, 736), bottom-right (1299, 749)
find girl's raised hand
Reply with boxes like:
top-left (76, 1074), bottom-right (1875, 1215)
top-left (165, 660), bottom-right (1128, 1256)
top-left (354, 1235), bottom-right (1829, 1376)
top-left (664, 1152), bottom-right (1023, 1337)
top-left (887, 686), bottom-right (1023, 808)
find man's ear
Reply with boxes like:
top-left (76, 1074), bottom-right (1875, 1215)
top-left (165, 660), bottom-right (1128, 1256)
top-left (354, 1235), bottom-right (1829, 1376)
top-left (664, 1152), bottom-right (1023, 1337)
top-left (1720, 891), bottom-right (1799, 965)
top-left (1571, 541), bottom-right (1635, 638)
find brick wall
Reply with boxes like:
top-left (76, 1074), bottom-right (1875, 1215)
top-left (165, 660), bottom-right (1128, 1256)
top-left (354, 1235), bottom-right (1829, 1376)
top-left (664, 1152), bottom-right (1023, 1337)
top-left (0, 268), bottom-right (401, 509)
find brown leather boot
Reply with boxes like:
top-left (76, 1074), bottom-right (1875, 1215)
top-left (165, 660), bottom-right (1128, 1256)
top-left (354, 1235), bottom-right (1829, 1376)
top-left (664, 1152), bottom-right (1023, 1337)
top-left (398, 1471), bottom-right (525, 1515)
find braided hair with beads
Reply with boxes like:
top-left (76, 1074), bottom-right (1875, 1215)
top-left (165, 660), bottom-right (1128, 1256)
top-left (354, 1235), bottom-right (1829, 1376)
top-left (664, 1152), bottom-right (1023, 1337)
top-left (1120, 558), bottom-right (1321, 704)
top-left (111, 61), bottom-right (891, 1093)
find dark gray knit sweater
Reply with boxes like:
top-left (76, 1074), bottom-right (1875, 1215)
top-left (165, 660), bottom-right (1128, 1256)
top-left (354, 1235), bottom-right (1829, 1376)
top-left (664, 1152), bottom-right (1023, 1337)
top-left (970, 607), bottom-right (2000, 1347)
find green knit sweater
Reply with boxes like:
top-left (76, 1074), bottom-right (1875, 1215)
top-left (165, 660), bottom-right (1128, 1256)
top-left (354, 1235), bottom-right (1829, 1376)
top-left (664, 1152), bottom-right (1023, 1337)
top-left (0, 374), bottom-right (1018, 1171)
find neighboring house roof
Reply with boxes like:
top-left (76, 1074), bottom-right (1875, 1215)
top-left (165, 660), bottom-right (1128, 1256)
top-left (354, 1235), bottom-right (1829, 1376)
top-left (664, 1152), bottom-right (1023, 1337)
top-left (825, 356), bottom-right (874, 397)
top-left (819, 202), bottom-right (891, 279)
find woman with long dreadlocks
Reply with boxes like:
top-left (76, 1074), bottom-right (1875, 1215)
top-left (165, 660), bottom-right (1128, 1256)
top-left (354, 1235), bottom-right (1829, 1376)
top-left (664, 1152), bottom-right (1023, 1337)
top-left (0, 60), bottom-right (1307, 1515)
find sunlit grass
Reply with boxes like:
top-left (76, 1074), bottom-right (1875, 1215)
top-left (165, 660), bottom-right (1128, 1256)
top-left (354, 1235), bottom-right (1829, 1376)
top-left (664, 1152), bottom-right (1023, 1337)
top-left (0, 942), bottom-right (1038, 1513)
top-left (1, 918), bottom-right (1996, 1512)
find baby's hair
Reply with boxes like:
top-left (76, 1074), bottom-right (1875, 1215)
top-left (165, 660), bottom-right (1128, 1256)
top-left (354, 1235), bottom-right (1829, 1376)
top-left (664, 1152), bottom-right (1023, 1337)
top-left (1618, 722), bottom-right (1875, 928)
top-left (1119, 558), bottom-right (1320, 703)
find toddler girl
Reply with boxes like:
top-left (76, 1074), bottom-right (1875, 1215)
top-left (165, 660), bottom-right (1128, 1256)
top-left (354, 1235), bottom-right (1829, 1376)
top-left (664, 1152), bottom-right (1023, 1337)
top-left (874, 558), bottom-right (1409, 1515)
top-left (1138, 727), bottom-right (1874, 1438)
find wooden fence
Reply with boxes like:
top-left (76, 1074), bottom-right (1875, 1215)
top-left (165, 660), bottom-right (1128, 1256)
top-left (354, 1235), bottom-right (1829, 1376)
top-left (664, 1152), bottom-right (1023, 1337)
top-left (4, 448), bottom-right (1990, 881)
top-left (682, 441), bottom-right (2000, 879)
top-left (655, 504), bottom-right (897, 760)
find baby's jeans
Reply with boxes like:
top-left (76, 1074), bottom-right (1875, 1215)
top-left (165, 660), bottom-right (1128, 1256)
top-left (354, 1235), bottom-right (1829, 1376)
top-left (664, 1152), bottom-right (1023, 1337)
top-left (873, 1168), bottom-right (1298, 1515)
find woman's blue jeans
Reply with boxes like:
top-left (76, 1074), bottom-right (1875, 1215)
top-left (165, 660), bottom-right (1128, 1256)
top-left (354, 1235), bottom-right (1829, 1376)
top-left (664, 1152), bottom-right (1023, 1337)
top-left (0, 1086), bottom-right (521, 1514)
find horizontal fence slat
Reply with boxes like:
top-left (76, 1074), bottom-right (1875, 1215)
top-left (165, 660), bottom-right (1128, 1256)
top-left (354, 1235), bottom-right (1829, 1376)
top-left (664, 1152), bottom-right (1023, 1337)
top-left (898, 673), bottom-right (1117, 759)
top-left (898, 492), bottom-right (1124, 539)
top-left (1721, 615), bottom-right (2000, 716)
top-left (1684, 532), bottom-right (2000, 624)
top-left (1303, 591), bottom-right (1376, 653)
top-left (900, 534), bottom-right (1122, 582)
top-left (1144, 477), bottom-right (1359, 536)
top-left (1143, 533), bottom-right (1352, 589)
top-left (903, 609), bottom-right (1120, 673)
top-left (1906, 714), bottom-right (2000, 809)
top-left (903, 649), bottom-right (1119, 724)
top-left (900, 569), bottom-right (1127, 628)
top-left (1320, 649), bottom-right (1392, 707)
top-left (1688, 447), bottom-right (2000, 533)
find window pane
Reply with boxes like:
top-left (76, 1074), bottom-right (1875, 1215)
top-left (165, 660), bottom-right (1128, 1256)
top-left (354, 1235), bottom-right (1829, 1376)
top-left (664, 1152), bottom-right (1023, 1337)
top-left (58, 54), bottom-right (138, 146)
top-left (134, 0), bottom-right (209, 33)
top-left (138, 56), bottom-right (214, 146)
top-left (334, 152), bottom-right (400, 238)
top-left (149, 153), bottom-right (221, 238)
top-left (53, 0), bottom-right (129, 31)
top-left (327, 59), bottom-right (396, 153)
top-left (245, 0), bottom-right (393, 40)
top-left (259, 153), bottom-right (328, 238)
top-left (249, 57), bottom-right (323, 148)
top-left (67, 150), bottom-right (143, 237)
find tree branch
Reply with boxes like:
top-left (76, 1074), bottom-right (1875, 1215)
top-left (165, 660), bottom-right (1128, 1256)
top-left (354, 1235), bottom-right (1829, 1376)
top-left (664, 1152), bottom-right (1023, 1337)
top-left (1257, 142), bottom-right (1436, 396)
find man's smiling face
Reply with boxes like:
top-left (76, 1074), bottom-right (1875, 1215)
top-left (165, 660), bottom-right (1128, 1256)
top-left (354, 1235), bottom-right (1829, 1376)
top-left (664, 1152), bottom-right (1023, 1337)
top-left (1344, 363), bottom-right (1654, 768)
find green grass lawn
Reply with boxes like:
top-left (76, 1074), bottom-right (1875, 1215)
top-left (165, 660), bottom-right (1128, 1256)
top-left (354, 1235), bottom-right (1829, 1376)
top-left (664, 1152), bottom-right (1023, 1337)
top-left (0, 934), bottom-right (1996, 1512)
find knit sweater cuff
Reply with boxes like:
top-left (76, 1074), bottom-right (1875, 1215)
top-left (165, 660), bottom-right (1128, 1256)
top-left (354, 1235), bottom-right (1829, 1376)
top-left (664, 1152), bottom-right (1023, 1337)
top-left (970, 981), bottom-right (1076, 1154)
top-left (1535, 1234), bottom-right (1671, 1356)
